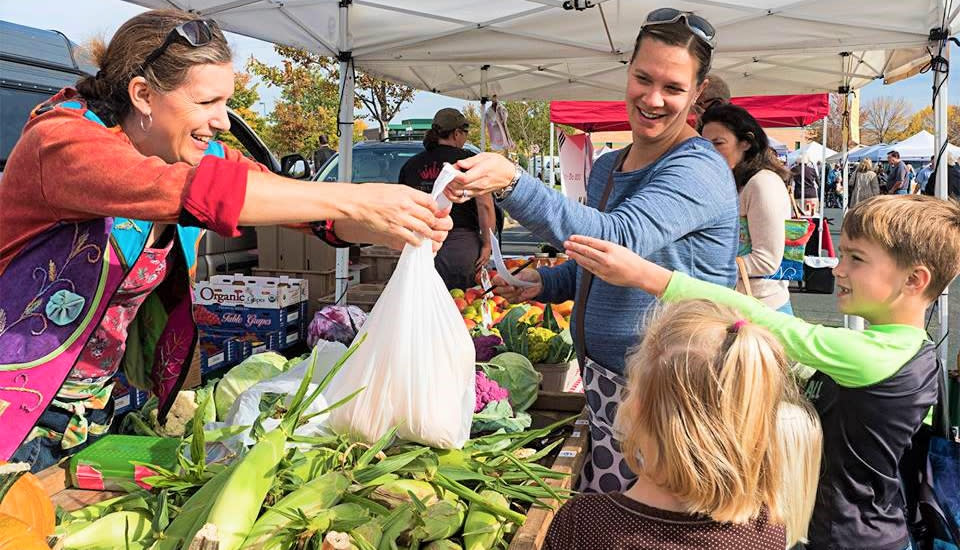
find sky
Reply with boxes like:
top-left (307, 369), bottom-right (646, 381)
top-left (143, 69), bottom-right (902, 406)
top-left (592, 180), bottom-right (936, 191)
top-left (3, 0), bottom-right (958, 125)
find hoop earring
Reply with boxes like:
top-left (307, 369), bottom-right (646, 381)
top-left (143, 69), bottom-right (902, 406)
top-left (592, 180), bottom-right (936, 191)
top-left (140, 113), bottom-right (153, 132)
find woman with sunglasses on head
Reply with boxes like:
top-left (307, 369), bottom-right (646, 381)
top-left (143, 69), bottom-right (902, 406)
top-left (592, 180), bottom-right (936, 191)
top-left (0, 9), bottom-right (451, 471)
top-left (445, 9), bottom-right (739, 493)
top-left (701, 103), bottom-right (796, 313)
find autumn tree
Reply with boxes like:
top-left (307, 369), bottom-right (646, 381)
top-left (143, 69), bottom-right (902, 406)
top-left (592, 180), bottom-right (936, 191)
top-left (247, 50), bottom-right (343, 158)
top-left (860, 96), bottom-right (911, 145)
top-left (894, 105), bottom-right (960, 143)
top-left (804, 93), bottom-right (851, 151)
top-left (356, 71), bottom-right (415, 140)
top-left (463, 104), bottom-right (483, 148)
top-left (502, 101), bottom-right (551, 157)
top-left (217, 71), bottom-right (268, 154)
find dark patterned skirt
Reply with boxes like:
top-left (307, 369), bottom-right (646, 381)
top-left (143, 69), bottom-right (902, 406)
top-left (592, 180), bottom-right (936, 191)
top-left (577, 358), bottom-right (637, 493)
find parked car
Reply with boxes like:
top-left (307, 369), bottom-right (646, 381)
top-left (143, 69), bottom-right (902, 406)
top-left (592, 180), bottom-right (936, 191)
top-left (0, 20), bottom-right (94, 173)
top-left (314, 141), bottom-right (502, 236)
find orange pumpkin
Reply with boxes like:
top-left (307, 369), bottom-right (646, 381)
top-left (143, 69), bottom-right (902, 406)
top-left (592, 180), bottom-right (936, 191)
top-left (0, 513), bottom-right (49, 550)
top-left (0, 463), bottom-right (54, 537)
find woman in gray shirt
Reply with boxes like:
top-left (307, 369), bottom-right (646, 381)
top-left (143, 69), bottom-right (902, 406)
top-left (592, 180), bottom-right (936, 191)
top-left (444, 9), bottom-right (738, 493)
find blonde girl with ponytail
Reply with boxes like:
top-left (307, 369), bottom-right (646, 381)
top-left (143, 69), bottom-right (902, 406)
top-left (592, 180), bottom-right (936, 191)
top-left (543, 299), bottom-right (790, 549)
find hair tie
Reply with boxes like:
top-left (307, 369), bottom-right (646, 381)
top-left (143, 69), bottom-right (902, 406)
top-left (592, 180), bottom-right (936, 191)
top-left (729, 319), bottom-right (748, 333)
top-left (95, 69), bottom-right (104, 80)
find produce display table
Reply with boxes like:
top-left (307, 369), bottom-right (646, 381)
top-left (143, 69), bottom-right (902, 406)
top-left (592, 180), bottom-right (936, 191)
top-left (41, 391), bottom-right (588, 550)
top-left (510, 391), bottom-right (587, 550)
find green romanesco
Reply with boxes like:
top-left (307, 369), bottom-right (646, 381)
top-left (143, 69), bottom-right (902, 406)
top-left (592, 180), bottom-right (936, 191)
top-left (525, 326), bottom-right (556, 364)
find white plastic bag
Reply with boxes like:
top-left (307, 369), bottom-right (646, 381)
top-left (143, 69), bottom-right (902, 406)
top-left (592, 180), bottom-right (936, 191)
top-left (219, 341), bottom-right (348, 447)
top-left (322, 165), bottom-right (476, 448)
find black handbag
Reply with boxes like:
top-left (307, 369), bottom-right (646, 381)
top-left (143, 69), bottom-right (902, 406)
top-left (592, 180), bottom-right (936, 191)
top-left (903, 355), bottom-right (960, 550)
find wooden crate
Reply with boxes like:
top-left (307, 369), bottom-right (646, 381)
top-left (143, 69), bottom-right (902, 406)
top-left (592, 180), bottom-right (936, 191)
top-left (316, 282), bottom-right (386, 312)
top-left (37, 463), bottom-right (124, 512)
top-left (358, 245), bottom-right (401, 282)
top-left (510, 393), bottom-right (587, 550)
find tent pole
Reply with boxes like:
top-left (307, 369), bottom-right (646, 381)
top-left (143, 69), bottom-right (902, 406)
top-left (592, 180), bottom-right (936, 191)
top-left (335, 0), bottom-right (354, 303)
top-left (549, 121), bottom-right (555, 186)
top-left (934, 41), bottom-right (950, 370)
top-left (819, 117), bottom-right (828, 255)
top-left (480, 66), bottom-right (489, 152)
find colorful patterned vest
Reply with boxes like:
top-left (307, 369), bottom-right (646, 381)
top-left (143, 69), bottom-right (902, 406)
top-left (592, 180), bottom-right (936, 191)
top-left (0, 99), bottom-right (222, 459)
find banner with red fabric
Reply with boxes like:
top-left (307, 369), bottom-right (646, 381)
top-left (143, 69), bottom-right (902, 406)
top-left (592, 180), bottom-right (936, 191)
top-left (549, 94), bottom-right (829, 131)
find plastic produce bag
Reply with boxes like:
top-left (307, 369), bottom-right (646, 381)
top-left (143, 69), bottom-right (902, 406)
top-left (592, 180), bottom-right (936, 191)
top-left (323, 164), bottom-right (476, 448)
top-left (218, 341), bottom-right (349, 447)
top-left (307, 305), bottom-right (367, 347)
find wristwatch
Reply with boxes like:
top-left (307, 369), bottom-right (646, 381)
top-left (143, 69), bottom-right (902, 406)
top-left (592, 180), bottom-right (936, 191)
top-left (494, 165), bottom-right (524, 201)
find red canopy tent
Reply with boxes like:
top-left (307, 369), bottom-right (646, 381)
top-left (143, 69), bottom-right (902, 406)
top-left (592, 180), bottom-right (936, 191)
top-left (549, 94), bottom-right (829, 131)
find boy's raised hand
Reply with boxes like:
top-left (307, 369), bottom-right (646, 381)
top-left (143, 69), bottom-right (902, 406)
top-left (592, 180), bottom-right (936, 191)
top-left (564, 235), bottom-right (672, 296)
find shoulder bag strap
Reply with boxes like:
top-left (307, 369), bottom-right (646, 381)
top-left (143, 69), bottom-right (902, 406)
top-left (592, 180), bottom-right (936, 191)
top-left (574, 145), bottom-right (631, 368)
top-left (735, 256), bottom-right (753, 297)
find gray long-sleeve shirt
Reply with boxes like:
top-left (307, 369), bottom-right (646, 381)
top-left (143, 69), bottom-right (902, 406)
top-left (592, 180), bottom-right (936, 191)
top-left (500, 138), bottom-right (739, 374)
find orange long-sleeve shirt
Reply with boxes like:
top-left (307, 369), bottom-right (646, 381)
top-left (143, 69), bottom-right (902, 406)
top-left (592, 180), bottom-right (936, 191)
top-left (0, 89), bottom-right (261, 275)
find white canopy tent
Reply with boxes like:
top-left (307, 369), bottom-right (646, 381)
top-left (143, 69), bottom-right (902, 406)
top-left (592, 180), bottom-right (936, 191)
top-left (877, 130), bottom-right (960, 161)
top-left (827, 143), bottom-right (885, 163)
top-left (787, 142), bottom-right (838, 165)
top-left (123, 0), bottom-right (959, 368)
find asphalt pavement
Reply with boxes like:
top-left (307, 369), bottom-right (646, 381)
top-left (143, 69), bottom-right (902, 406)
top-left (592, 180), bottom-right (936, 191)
top-left (500, 207), bottom-right (960, 364)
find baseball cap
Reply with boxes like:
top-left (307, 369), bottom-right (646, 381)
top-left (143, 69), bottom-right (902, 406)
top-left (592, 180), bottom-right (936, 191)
top-left (432, 108), bottom-right (469, 132)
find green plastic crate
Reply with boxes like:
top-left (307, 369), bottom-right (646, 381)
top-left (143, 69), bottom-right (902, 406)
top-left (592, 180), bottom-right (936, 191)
top-left (68, 435), bottom-right (179, 491)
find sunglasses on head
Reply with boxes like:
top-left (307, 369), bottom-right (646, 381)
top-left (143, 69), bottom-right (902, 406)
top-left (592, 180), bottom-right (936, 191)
top-left (642, 8), bottom-right (716, 49)
top-left (141, 19), bottom-right (218, 73)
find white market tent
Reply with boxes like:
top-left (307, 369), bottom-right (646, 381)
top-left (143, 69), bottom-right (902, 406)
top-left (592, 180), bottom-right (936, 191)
top-left (877, 130), bottom-right (960, 161)
top-left (124, 0), bottom-right (960, 366)
top-left (827, 143), bottom-right (885, 163)
top-left (787, 142), bottom-right (838, 165)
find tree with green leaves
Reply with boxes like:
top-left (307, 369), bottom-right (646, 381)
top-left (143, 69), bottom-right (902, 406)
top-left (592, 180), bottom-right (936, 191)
top-left (356, 71), bottom-right (415, 140)
top-left (218, 71), bottom-right (268, 155)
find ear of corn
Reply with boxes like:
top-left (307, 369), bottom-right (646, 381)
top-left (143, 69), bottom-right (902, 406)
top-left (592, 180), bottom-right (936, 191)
top-left (410, 498), bottom-right (467, 543)
top-left (370, 479), bottom-right (439, 509)
top-left (462, 490), bottom-right (509, 550)
top-left (424, 540), bottom-right (464, 550)
top-left (242, 471), bottom-right (349, 549)
top-left (60, 510), bottom-right (152, 549)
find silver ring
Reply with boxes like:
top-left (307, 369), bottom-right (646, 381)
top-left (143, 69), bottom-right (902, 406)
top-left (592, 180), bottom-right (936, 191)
top-left (461, 189), bottom-right (468, 199)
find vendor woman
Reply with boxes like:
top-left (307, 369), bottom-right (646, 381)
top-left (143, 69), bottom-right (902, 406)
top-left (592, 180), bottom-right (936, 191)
top-left (0, 9), bottom-right (451, 471)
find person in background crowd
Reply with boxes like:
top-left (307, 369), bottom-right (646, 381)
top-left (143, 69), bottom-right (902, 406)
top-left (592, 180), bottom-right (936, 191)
top-left (948, 154), bottom-right (960, 200)
top-left (398, 108), bottom-right (495, 290)
top-left (692, 72), bottom-right (731, 127)
top-left (775, 400), bottom-right (823, 550)
top-left (849, 158), bottom-right (881, 208)
top-left (886, 150), bottom-right (908, 194)
top-left (791, 155), bottom-right (819, 216)
top-left (916, 156), bottom-right (934, 195)
top-left (875, 162), bottom-right (888, 193)
top-left (312, 134), bottom-right (335, 171)
top-left (562, 194), bottom-right (960, 550)
top-left (701, 104), bottom-right (794, 313)
top-left (445, 8), bottom-right (738, 494)
top-left (543, 300), bottom-right (789, 550)
top-left (905, 163), bottom-right (916, 193)
top-left (0, 9), bottom-right (452, 471)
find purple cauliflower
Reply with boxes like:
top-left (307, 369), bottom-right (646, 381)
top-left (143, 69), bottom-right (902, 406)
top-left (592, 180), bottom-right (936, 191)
top-left (473, 334), bottom-right (503, 362)
top-left (475, 370), bottom-right (509, 413)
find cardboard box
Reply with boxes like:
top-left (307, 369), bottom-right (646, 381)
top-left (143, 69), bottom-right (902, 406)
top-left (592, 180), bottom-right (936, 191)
top-left (193, 302), bottom-right (302, 334)
top-left (194, 274), bottom-right (307, 309)
top-left (277, 227), bottom-right (306, 271)
top-left (255, 226), bottom-right (279, 270)
top-left (112, 373), bottom-right (150, 415)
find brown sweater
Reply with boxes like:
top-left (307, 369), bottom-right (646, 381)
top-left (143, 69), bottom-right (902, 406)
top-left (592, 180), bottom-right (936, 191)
top-left (543, 493), bottom-right (786, 550)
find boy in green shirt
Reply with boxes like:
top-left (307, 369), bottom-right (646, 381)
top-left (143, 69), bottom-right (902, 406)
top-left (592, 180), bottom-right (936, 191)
top-left (560, 195), bottom-right (960, 550)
